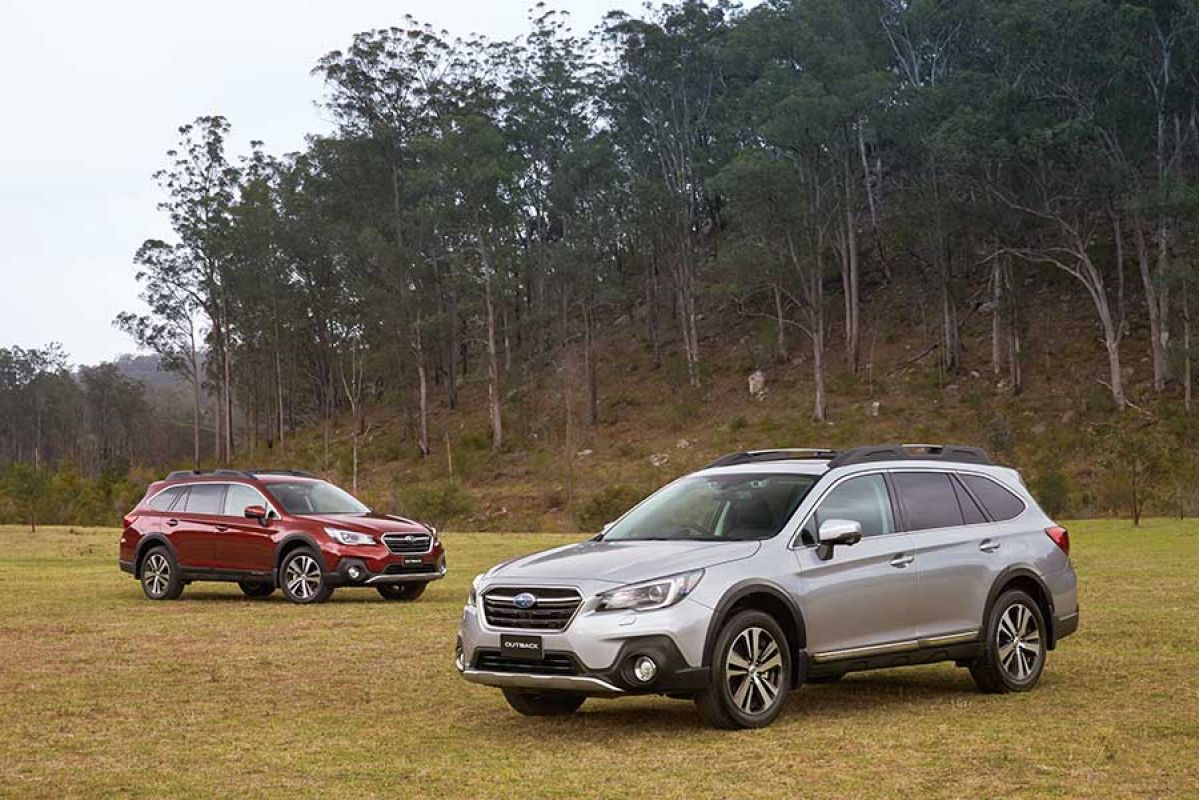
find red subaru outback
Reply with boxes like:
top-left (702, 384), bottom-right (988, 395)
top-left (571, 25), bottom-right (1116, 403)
top-left (118, 470), bottom-right (446, 604)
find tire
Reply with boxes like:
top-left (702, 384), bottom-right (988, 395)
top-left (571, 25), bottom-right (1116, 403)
top-left (501, 689), bottom-right (585, 717)
top-left (140, 546), bottom-right (184, 601)
top-left (695, 610), bottom-right (791, 729)
top-left (238, 580), bottom-right (274, 598)
top-left (969, 589), bottom-right (1047, 694)
top-left (376, 582), bottom-right (427, 601)
top-left (278, 548), bottom-right (334, 604)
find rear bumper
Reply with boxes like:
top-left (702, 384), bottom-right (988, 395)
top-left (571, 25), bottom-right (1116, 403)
top-left (119, 559), bottom-right (134, 575)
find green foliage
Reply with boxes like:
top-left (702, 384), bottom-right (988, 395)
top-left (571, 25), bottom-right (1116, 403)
top-left (1029, 468), bottom-right (1073, 518)
top-left (576, 484), bottom-right (646, 531)
top-left (399, 482), bottom-right (475, 528)
top-left (1, 463), bottom-right (51, 531)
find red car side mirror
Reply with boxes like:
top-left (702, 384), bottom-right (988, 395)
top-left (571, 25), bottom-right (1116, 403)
top-left (244, 504), bottom-right (268, 524)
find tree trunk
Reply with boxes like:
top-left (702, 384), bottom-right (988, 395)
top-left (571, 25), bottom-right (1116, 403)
top-left (856, 118), bottom-right (887, 279)
top-left (479, 234), bottom-right (503, 452)
top-left (1185, 279), bottom-right (1192, 415)
top-left (585, 302), bottom-right (598, 427)
top-left (1135, 224), bottom-right (1168, 392)
top-left (413, 318), bottom-right (430, 457)
top-left (990, 257), bottom-right (1002, 376)
top-left (190, 329), bottom-right (200, 470)
top-left (773, 282), bottom-right (788, 361)
top-left (843, 152), bottom-right (861, 373)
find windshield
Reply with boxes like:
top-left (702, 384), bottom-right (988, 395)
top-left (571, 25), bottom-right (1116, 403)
top-left (602, 472), bottom-right (818, 542)
top-left (266, 481), bottom-right (370, 515)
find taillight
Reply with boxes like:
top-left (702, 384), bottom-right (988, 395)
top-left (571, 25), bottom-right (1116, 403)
top-left (1045, 526), bottom-right (1069, 556)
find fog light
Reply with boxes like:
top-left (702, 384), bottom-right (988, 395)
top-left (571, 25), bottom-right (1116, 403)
top-left (632, 655), bottom-right (658, 684)
top-left (454, 643), bottom-right (466, 672)
top-left (347, 565), bottom-right (363, 580)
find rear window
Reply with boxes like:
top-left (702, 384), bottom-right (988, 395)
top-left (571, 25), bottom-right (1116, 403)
top-left (183, 484), bottom-right (226, 515)
top-left (146, 486), bottom-right (185, 511)
top-left (892, 472), bottom-right (964, 531)
top-left (961, 475), bottom-right (1025, 521)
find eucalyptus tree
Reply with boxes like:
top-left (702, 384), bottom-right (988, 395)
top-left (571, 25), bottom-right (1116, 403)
top-left (115, 240), bottom-right (204, 469)
top-left (150, 116), bottom-right (241, 460)
top-left (604, 1), bottom-right (736, 389)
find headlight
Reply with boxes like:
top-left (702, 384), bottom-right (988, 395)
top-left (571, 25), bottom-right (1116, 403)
top-left (324, 527), bottom-right (376, 546)
top-left (466, 574), bottom-right (483, 608)
top-left (597, 569), bottom-right (704, 612)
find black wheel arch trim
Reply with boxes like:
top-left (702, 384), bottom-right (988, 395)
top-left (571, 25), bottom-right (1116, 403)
top-left (701, 579), bottom-right (807, 684)
top-left (273, 533), bottom-right (328, 580)
top-left (133, 535), bottom-right (178, 578)
top-left (983, 565), bottom-right (1058, 649)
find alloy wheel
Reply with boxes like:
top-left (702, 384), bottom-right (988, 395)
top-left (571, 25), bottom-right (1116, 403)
top-left (143, 553), bottom-right (170, 597)
top-left (285, 555), bottom-right (322, 600)
top-left (997, 602), bottom-right (1043, 682)
top-left (725, 626), bottom-right (784, 715)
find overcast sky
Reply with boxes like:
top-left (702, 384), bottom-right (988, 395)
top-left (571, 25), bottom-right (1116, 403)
top-left (0, 0), bottom-right (651, 367)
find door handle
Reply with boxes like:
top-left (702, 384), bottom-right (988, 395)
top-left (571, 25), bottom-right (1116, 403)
top-left (165, 518), bottom-right (179, 528)
top-left (979, 539), bottom-right (1001, 553)
top-left (216, 525), bottom-right (229, 532)
top-left (889, 554), bottom-right (914, 568)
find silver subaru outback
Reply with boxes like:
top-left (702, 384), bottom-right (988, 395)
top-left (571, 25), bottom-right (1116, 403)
top-left (455, 444), bottom-right (1079, 729)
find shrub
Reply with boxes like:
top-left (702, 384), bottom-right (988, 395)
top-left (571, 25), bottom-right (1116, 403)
top-left (399, 481), bottom-right (474, 528)
top-left (1030, 468), bottom-right (1071, 517)
top-left (576, 484), bottom-right (645, 531)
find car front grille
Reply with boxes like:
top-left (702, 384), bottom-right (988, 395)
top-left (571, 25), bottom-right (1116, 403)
top-left (474, 650), bottom-right (580, 675)
top-left (482, 588), bottom-right (583, 631)
top-left (382, 533), bottom-right (432, 554)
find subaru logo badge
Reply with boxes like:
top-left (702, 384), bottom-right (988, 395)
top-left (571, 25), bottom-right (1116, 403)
top-left (403, 535), bottom-right (416, 542)
top-left (513, 592), bottom-right (536, 609)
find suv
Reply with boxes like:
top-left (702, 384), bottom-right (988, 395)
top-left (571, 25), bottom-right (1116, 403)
top-left (119, 470), bottom-right (446, 604)
top-left (456, 444), bottom-right (1078, 729)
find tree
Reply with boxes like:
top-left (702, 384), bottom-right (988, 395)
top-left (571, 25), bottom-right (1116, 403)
top-left (2, 463), bottom-right (51, 532)
top-left (116, 241), bottom-right (204, 469)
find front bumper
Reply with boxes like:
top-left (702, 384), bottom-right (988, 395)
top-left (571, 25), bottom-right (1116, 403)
top-left (456, 591), bottom-right (711, 696)
top-left (326, 551), bottom-right (447, 587)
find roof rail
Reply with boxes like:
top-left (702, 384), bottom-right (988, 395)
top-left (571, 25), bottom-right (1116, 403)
top-left (705, 448), bottom-right (839, 469)
top-left (249, 469), bottom-right (318, 479)
top-left (826, 443), bottom-right (994, 469)
top-left (164, 470), bottom-right (204, 480)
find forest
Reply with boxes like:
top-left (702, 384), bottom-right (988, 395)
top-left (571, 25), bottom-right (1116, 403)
top-left (3, 0), bottom-right (1199, 528)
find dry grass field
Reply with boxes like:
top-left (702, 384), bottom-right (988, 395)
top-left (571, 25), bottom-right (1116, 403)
top-left (1, 520), bottom-right (1196, 799)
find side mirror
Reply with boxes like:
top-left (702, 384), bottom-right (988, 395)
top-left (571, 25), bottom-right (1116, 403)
top-left (816, 518), bottom-right (862, 560)
top-left (244, 504), bottom-right (268, 525)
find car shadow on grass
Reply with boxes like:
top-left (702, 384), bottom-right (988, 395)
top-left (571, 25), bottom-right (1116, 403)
top-left (479, 669), bottom-right (989, 736)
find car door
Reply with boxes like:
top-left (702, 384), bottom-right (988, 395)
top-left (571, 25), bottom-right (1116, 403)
top-left (892, 471), bottom-right (993, 639)
top-left (793, 473), bottom-right (921, 658)
top-left (173, 483), bottom-right (228, 570)
top-left (212, 483), bottom-right (278, 574)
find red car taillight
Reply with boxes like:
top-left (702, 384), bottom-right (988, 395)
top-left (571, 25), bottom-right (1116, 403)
top-left (1045, 526), bottom-right (1070, 556)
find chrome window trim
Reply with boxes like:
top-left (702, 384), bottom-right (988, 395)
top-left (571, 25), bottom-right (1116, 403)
top-left (787, 469), bottom-right (897, 550)
top-left (143, 481), bottom-right (279, 520)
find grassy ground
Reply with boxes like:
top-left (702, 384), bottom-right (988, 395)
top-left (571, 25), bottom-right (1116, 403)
top-left (1, 520), bottom-right (1196, 799)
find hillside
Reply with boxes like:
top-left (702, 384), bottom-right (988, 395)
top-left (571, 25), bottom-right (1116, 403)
top-left (257, 272), bottom-right (1192, 532)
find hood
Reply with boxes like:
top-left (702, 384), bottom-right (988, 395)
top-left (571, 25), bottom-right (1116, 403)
top-left (301, 512), bottom-right (430, 534)
top-left (487, 539), bottom-right (760, 585)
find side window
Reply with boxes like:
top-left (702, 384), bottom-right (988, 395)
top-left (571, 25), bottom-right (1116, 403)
top-left (812, 475), bottom-right (895, 540)
top-left (183, 483), bottom-right (226, 515)
top-left (952, 476), bottom-right (987, 524)
top-left (223, 484), bottom-right (264, 517)
top-left (892, 472), bottom-right (964, 531)
top-left (146, 487), bottom-right (183, 511)
top-left (961, 475), bottom-right (1026, 522)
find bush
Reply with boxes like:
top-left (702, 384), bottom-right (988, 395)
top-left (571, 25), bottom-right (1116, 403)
top-left (576, 484), bottom-right (646, 531)
top-left (1030, 468), bottom-right (1071, 517)
top-left (399, 481), bottom-right (474, 528)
